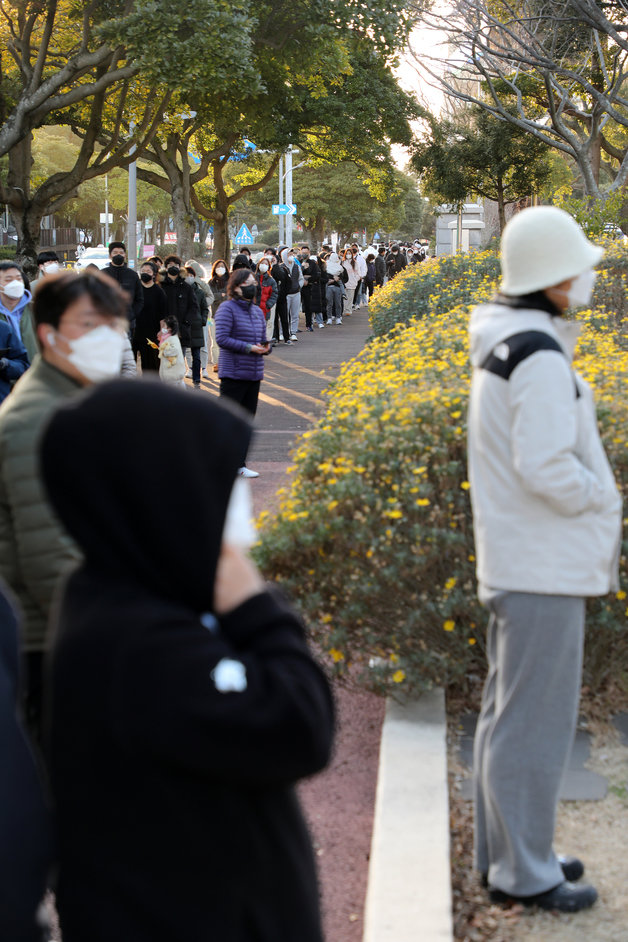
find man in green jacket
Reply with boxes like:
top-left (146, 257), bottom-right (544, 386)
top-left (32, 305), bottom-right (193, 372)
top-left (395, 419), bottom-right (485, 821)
top-left (0, 270), bottom-right (129, 738)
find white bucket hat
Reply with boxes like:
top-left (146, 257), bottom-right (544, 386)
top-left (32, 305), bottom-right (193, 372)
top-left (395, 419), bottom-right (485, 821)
top-left (500, 206), bottom-right (604, 296)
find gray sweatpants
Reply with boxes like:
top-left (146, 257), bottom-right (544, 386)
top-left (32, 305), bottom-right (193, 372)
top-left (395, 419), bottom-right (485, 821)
top-left (287, 292), bottom-right (301, 334)
top-left (473, 590), bottom-right (585, 896)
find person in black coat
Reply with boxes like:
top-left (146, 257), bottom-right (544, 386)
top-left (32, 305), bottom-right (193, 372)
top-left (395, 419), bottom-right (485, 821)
top-left (386, 243), bottom-right (407, 280)
top-left (102, 241), bottom-right (144, 337)
top-left (0, 581), bottom-right (53, 942)
top-left (232, 252), bottom-right (253, 272)
top-left (161, 255), bottom-right (202, 389)
top-left (40, 380), bottom-right (334, 942)
top-left (135, 261), bottom-right (167, 372)
top-left (184, 265), bottom-right (210, 380)
top-left (268, 252), bottom-right (291, 344)
top-left (299, 245), bottom-right (322, 330)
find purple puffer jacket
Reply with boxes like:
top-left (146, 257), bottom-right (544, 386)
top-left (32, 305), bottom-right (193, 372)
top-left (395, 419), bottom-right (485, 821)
top-left (215, 297), bottom-right (268, 381)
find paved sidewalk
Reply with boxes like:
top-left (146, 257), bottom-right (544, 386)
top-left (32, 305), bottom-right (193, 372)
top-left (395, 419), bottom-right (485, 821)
top-left (198, 308), bottom-right (373, 513)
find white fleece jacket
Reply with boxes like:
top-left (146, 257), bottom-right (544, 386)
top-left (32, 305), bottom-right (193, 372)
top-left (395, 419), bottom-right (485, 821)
top-left (468, 301), bottom-right (621, 597)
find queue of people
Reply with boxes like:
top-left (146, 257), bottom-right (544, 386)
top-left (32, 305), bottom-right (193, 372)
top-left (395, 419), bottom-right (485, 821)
top-left (0, 207), bottom-right (620, 939)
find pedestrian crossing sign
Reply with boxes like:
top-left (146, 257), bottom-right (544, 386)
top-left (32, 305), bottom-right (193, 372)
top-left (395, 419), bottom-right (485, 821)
top-left (235, 224), bottom-right (254, 245)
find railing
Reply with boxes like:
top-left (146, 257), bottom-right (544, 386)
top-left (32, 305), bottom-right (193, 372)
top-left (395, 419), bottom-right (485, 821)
top-left (39, 228), bottom-right (81, 247)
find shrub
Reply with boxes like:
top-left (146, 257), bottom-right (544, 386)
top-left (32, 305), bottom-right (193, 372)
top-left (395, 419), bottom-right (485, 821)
top-left (255, 249), bottom-right (628, 703)
top-left (368, 249), bottom-right (501, 336)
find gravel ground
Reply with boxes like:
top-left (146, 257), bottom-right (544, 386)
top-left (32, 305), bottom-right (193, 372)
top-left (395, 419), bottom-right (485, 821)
top-left (450, 721), bottom-right (628, 942)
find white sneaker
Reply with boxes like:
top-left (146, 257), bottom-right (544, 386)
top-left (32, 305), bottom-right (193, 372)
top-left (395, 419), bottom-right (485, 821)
top-left (337, 318), bottom-right (343, 325)
top-left (185, 369), bottom-right (192, 379)
top-left (202, 369), bottom-right (211, 379)
top-left (238, 467), bottom-right (259, 478)
top-left (290, 334), bottom-right (298, 341)
top-left (318, 323), bottom-right (325, 328)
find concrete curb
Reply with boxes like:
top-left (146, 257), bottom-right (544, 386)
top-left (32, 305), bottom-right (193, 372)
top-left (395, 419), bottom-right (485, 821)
top-left (363, 689), bottom-right (453, 941)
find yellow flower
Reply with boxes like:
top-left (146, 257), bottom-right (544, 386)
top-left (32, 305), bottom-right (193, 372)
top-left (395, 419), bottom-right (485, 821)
top-left (415, 498), bottom-right (430, 507)
top-left (616, 590), bottom-right (626, 600)
top-left (460, 481), bottom-right (471, 490)
top-left (468, 638), bottom-right (477, 645)
top-left (329, 648), bottom-right (344, 663)
top-left (444, 577), bottom-right (457, 591)
top-left (392, 669), bottom-right (406, 683)
top-left (443, 620), bottom-right (455, 632)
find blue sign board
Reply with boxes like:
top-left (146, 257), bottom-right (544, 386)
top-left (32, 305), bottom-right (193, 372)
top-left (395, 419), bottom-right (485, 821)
top-left (230, 140), bottom-right (257, 162)
top-left (235, 224), bottom-right (254, 245)
top-left (272, 203), bottom-right (297, 216)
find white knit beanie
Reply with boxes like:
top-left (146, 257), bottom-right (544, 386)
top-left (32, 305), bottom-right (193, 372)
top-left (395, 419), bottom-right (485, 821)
top-left (500, 206), bottom-right (604, 296)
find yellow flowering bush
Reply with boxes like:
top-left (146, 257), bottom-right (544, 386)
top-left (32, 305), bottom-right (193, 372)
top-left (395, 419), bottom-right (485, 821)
top-left (254, 247), bottom-right (628, 701)
top-left (368, 248), bottom-right (501, 336)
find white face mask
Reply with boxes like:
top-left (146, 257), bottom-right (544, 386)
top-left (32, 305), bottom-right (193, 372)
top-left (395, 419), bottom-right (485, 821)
top-left (3, 279), bottom-right (25, 300)
top-left (43, 262), bottom-right (60, 275)
top-left (222, 476), bottom-right (256, 549)
top-left (49, 324), bottom-right (125, 383)
top-left (216, 267), bottom-right (226, 276)
top-left (185, 275), bottom-right (195, 285)
top-left (259, 263), bottom-right (269, 273)
top-left (566, 269), bottom-right (597, 308)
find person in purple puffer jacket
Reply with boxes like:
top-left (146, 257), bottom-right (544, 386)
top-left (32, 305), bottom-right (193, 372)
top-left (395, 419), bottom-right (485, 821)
top-left (215, 268), bottom-right (270, 479)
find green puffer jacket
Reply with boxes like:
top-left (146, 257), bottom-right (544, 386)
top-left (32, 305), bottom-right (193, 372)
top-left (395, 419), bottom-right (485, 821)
top-left (0, 356), bottom-right (83, 651)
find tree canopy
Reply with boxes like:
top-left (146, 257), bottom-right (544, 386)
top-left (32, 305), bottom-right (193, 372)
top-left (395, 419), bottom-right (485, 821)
top-left (412, 105), bottom-right (552, 230)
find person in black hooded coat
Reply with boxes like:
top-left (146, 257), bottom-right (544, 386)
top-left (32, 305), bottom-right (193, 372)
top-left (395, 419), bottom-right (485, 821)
top-left (40, 380), bottom-right (334, 942)
top-left (0, 581), bottom-right (53, 942)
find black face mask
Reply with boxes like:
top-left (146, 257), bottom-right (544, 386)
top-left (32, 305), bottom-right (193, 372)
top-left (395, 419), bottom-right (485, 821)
top-left (111, 255), bottom-right (125, 266)
top-left (167, 266), bottom-right (180, 277)
top-left (240, 284), bottom-right (256, 301)
top-left (140, 272), bottom-right (153, 283)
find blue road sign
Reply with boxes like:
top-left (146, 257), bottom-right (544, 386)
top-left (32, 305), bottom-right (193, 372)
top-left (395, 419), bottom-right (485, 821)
top-left (235, 224), bottom-right (254, 244)
top-left (272, 203), bottom-right (297, 216)
top-left (230, 140), bottom-right (257, 162)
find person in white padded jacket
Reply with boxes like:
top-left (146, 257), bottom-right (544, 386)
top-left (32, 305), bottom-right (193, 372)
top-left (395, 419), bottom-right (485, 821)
top-left (468, 206), bottom-right (621, 914)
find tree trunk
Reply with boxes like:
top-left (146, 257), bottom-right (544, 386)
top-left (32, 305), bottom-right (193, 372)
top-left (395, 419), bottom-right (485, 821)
top-left (13, 204), bottom-right (41, 276)
top-left (169, 183), bottom-right (195, 261)
top-left (212, 206), bottom-right (230, 263)
top-left (496, 178), bottom-right (507, 234)
top-left (313, 214), bottom-right (325, 250)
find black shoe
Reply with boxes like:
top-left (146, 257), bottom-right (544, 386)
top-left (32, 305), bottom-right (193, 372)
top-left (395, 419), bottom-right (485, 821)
top-left (481, 854), bottom-right (584, 888)
top-left (489, 880), bottom-right (598, 912)
top-left (557, 855), bottom-right (585, 882)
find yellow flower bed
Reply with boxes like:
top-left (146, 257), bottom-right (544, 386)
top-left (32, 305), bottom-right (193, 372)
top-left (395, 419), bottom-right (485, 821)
top-left (254, 249), bottom-right (628, 700)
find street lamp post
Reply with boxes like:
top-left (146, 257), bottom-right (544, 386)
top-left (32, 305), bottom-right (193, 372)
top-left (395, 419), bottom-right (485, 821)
top-left (104, 175), bottom-right (110, 246)
top-left (127, 123), bottom-right (137, 269)
top-left (285, 147), bottom-right (293, 247)
top-left (278, 155), bottom-right (284, 245)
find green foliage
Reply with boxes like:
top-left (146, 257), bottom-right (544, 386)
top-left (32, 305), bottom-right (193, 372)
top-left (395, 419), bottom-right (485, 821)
top-left (258, 229), bottom-right (280, 246)
top-left (553, 189), bottom-right (628, 237)
top-left (368, 249), bottom-right (501, 336)
top-left (412, 106), bottom-right (552, 228)
top-left (254, 246), bottom-right (628, 704)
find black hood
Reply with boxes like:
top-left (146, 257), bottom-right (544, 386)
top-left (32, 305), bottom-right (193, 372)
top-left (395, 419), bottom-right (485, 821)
top-left (40, 379), bottom-right (252, 612)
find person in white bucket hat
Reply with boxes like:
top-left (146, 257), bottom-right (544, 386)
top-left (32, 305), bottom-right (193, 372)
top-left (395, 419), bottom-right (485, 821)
top-left (467, 206), bottom-right (621, 913)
